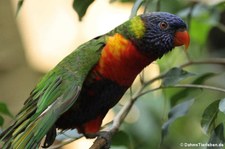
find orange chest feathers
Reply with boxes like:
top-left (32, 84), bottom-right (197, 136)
top-left (94, 33), bottom-right (151, 86)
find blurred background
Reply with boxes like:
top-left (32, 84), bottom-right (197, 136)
top-left (0, 0), bottom-right (225, 148)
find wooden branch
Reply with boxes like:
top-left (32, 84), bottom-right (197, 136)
top-left (89, 137), bottom-right (107, 149)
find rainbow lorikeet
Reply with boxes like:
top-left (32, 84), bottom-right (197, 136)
top-left (0, 12), bottom-right (190, 148)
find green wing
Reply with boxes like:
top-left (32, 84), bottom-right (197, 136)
top-left (0, 36), bottom-right (105, 149)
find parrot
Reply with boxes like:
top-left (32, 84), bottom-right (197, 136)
top-left (0, 12), bottom-right (190, 148)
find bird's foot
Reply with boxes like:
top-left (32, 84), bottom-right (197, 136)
top-left (84, 132), bottom-right (97, 139)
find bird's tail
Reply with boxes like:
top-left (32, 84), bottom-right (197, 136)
top-left (0, 95), bottom-right (58, 149)
top-left (0, 101), bottom-right (42, 149)
top-left (0, 108), bottom-right (58, 149)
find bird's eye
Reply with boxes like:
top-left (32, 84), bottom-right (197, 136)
top-left (159, 22), bottom-right (168, 30)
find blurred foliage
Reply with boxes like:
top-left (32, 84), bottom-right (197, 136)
top-left (0, 102), bottom-right (13, 127)
top-left (9, 0), bottom-right (225, 148)
top-left (73, 0), bottom-right (94, 21)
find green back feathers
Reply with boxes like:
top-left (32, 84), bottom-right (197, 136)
top-left (0, 36), bottom-right (105, 148)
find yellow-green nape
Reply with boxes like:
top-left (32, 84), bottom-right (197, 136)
top-left (129, 16), bottom-right (146, 39)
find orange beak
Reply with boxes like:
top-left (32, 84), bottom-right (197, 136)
top-left (174, 30), bottom-right (190, 50)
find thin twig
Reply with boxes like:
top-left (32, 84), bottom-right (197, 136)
top-left (139, 70), bottom-right (145, 84)
top-left (133, 84), bottom-right (225, 101)
top-left (187, 1), bottom-right (197, 31)
top-left (169, 84), bottom-right (225, 93)
top-left (143, 0), bottom-right (152, 14)
top-left (156, 0), bottom-right (161, 11)
top-left (130, 0), bottom-right (144, 18)
top-left (180, 58), bottom-right (225, 68)
top-left (185, 1), bottom-right (197, 62)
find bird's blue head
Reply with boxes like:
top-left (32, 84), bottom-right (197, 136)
top-left (136, 12), bottom-right (190, 59)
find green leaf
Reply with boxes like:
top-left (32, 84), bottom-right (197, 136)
top-left (0, 115), bottom-right (4, 126)
top-left (192, 73), bottom-right (216, 84)
top-left (162, 67), bottom-right (195, 87)
top-left (73, 0), bottom-right (94, 21)
top-left (112, 131), bottom-right (132, 148)
top-left (16, 0), bottom-right (24, 16)
top-left (0, 102), bottom-right (13, 118)
top-left (161, 99), bottom-right (194, 142)
top-left (201, 100), bottom-right (219, 135)
top-left (170, 73), bottom-right (216, 106)
top-left (207, 123), bottom-right (225, 149)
